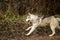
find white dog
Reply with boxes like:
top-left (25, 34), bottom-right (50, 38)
top-left (25, 13), bottom-right (60, 36)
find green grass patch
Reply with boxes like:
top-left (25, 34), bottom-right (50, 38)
top-left (19, 14), bottom-right (27, 23)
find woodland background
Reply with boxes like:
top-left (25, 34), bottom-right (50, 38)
top-left (0, 0), bottom-right (60, 40)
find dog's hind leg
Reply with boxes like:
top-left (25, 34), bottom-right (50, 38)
top-left (49, 25), bottom-right (56, 36)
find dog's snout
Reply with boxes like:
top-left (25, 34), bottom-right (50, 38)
top-left (28, 20), bottom-right (30, 22)
top-left (26, 19), bottom-right (28, 21)
top-left (26, 19), bottom-right (30, 22)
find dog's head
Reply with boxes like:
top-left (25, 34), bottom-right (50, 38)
top-left (26, 13), bottom-right (33, 22)
top-left (26, 12), bottom-right (38, 23)
top-left (26, 13), bottom-right (38, 22)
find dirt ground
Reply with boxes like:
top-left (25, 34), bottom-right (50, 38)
top-left (0, 20), bottom-right (60, 40)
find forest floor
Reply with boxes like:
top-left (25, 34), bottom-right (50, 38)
top-left (0, 19), bottom-right (60, 40)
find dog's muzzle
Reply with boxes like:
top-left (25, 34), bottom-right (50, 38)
top-left (26, 20), bottom-right (30, 22)
top-left (26, 19), bottom-right (32, 25)
top-left (28, 20), bottom-right (30, 22)
top-left (26, 19), bottom-right (30, 22)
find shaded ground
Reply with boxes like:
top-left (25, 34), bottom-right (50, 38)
top-left (0, 19), bottom-right (60, 40)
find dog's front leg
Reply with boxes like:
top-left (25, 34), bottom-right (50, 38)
top-left (26, 26), bottom-right (32, 31)
top-left (26, 24), bottom-right (38, 36)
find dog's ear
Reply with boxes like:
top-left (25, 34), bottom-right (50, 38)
top-left (28, 12), bottom-right (32, 15)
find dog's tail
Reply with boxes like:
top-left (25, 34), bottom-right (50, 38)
top-left (56, 18), bottom-right (60, 21)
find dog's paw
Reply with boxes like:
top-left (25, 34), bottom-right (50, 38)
top-left (25, 34), bottom-right (29, 36)
top-left (49, 35), bottom-right (53, 36)
top-left (26, 29), bottom-right (29, 31)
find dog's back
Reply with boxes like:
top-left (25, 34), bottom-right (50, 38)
top-left (39, 16), bottom-right (55, 26)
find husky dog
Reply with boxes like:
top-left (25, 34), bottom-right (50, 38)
top-left (25, 13), bottom-right (60, 36)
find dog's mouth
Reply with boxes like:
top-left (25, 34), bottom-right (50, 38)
top-left (27, 20), bottom-right (32, 25)
top-left (27, 20), bottom-right (30, 22)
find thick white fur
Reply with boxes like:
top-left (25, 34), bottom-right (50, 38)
top-left (26, 13), bottom-right (60, 36)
